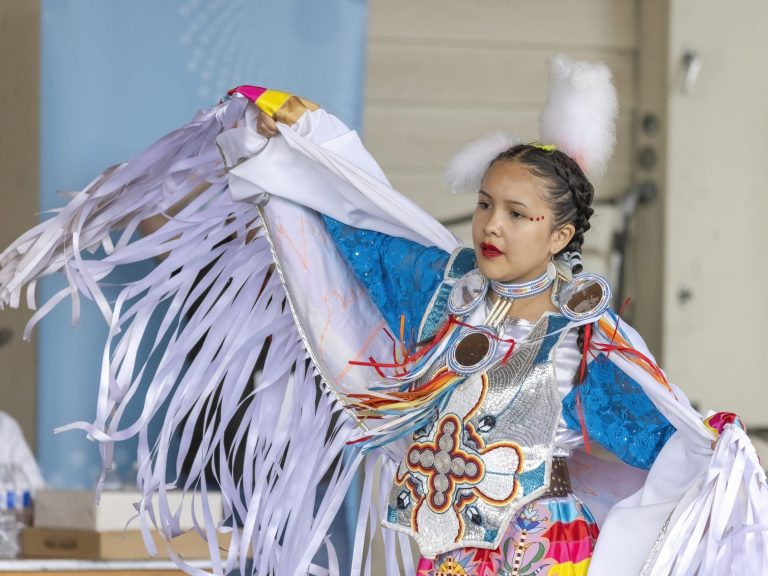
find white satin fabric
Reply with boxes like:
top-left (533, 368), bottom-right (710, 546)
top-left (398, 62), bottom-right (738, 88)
top-left (218, 103), bottom-right (459, 252)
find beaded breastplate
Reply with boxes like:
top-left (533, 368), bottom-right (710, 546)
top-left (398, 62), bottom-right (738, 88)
top-left (383, 314), bottom-right (568, 558)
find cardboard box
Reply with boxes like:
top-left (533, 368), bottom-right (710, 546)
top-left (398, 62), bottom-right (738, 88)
top-left (22, 527), bottom-right (229, 560)
top-left (34, 490), bottom-right (222, 532)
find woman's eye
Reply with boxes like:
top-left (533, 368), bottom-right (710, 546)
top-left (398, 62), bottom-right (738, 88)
top-left (477, 201), bottom-right (490, 209)
top-left (510, 211), bottom-right (524, 219)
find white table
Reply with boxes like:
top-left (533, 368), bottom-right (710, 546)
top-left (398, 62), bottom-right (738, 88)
top-left (0, 558), bottom-right (212, 575)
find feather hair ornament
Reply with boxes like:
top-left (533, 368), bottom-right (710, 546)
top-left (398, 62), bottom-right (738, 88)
top-left (444, 131), bottom-right (519, 195)
top-left (539, 53), bottom-right (618, 180)
top-left (445, 53), bottom-right (618, 193)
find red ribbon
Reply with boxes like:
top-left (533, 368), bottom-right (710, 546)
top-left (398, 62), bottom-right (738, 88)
top-left (349, 315), bottom-right (518, 374)
top-left (578, 322), bottom-right (593, 383)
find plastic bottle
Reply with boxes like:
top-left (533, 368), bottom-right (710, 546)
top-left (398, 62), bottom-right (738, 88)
top-left (13, 464), bottom-right (32, 539)
top-left (0, 463), bottom-right (20, 558)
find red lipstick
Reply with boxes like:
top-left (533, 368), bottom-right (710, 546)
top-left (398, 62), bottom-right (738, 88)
top-left (480, 242), bottom-right (503, 259)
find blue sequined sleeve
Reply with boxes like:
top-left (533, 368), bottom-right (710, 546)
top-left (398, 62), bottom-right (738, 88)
top-left (321, 216), bottom-right (450, 349)
top-left (562, 354), bottom-right (676, 469)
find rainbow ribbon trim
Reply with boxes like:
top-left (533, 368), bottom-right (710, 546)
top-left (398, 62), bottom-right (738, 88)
top-left (346, 315), bottom-right (515, 452)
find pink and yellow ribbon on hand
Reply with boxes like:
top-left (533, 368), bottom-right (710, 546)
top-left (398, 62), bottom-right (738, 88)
top-left (228, 85), bottom-right (319, 125)
top-left (704, 411), bottom-right (746, 438)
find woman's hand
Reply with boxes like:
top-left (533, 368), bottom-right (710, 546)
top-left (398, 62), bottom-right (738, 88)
top-left (704, 411), bottom-right (746, 449)
top-left (256, 111), bottom-right (279, 138)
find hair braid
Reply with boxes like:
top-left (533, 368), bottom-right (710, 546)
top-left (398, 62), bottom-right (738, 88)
top-left (550, 156), bottom-right (595, 376)
top-left (488, 144), bottom-right (597, 381)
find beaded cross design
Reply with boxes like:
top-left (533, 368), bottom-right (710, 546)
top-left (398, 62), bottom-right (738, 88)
top-left (405, 414), bottom-right (484, 513)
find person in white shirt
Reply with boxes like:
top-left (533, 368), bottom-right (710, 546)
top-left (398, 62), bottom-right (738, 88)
top-left (0, 410), bottom-right (44, 491)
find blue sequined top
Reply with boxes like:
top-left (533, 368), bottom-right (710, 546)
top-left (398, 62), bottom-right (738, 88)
top-left (321, 215), bottom-right (449, 349)
top-left (562, 354), bottom-right (676, 469)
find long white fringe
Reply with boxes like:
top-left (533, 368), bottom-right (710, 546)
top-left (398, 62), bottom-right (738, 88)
top-left (0, 95), bottom-right (379, 575)
top-left (646, 424), bottom-right (768, 575)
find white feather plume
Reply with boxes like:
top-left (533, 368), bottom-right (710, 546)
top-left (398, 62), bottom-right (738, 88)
top-left (539, 53), bottom-right (619, 180)
top-left (444, 131), bottom-right (520, 194)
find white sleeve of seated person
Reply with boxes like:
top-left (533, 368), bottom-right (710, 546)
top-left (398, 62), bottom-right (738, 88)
top-left (0, 411), bottom-right (45, 491)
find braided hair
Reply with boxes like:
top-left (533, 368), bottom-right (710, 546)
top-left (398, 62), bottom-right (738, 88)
top-left (487, 144), bottom-right (595, 380)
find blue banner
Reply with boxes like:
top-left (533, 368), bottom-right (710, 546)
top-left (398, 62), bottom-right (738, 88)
top-left (39, 0), bottom-right (367, 489)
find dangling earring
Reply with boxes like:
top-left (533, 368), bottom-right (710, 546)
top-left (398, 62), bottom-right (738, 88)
top-left (546, 256), bottom-right (558, 282)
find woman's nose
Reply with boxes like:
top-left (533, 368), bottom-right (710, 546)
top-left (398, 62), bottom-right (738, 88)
top-left (483, 210), bottom-right (503, 235)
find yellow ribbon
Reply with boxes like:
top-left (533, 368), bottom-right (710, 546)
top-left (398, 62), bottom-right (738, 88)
top-left (531, 143), bottom-right (557, 152)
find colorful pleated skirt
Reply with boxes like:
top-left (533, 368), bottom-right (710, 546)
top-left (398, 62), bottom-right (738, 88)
top-left (417, 496), bottom-right (599, 576)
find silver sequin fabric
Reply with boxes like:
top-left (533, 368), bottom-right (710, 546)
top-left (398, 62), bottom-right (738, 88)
top-left (383, 315), bottom-right (564, 557)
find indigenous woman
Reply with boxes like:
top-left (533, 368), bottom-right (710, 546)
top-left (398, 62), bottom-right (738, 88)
top-left (256, 102), bottom-right (607, 576)
top-left (1, 56), bottom-right (766, 576)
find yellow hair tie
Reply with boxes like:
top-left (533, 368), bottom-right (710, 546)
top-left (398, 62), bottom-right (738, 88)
top-left (531, 143), bottom-right (557, 152)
